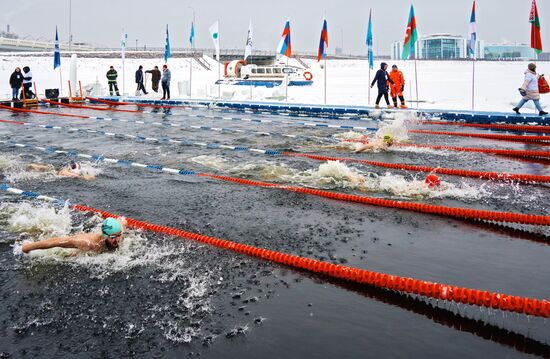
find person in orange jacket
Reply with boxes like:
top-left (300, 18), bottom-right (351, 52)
top-left (388, 65), bottom-right (407, 109)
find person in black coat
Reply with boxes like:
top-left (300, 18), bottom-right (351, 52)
top-left (371, 62), bottom-right (394, 108)
top-left (135, 65), bottom-right (148, 95)
top-left (9, 67), bottom-right (24, 100)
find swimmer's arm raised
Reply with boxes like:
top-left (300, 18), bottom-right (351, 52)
top-left (22, 234), bottom-right (102, 253)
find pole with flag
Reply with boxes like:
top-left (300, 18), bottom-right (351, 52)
top-left (467, 0), bottom-right (477, 110)
top-left (121, 32), bottom-right (127, 96)
top-left (54, 26), bottom-right (63, 97)
top-left (189, 20), bottom-right (195, 98)
top-left (366, 9), bottom-right (374, 105)
top-left (402, 4), bottom-right (419, 108)
top-left (244, 20), bottom-right (253, 61)
top-left (164, 24), bottom-right (171, 64)
top-left (209, 21), bottom-right (221, 98)
top-left (277, 20), bottom-right (292, 102)
top-left (530, 0), bottom-right (543, 58)
top-left (318, 18), bottom-right (329, 104)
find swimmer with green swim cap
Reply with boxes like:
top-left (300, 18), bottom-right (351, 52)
top-left (22, 217), bottom-right (127, 254)
top-left (355, 134), bottom-right (395, 153)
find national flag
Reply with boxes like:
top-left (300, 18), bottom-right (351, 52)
top-left (366, 9), bottom-right (374, 69)
top-left (317, 19), bottom-right (328, 62)
top-left (121, 32), bottom-right (127, 61)
top-left (277, 20), bottom-right (292, 57)
top-left (530, 0), bottom-right (543, 54)
top-left (54, 27), bottom-right (61, 70)
top-left (244, 20), bottom-right (253, 61)
top-left (164, 24), bottom-right (171, 63)
top-left (467, 0), bottom-right (477, 58)
top-left (402, 4), bottom-right (418, 60)
top-left (189, 22), bottom-right (195, 47)
top-left (209, 21), bottom-right (220, 61)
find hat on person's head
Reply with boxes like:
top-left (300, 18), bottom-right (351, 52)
top-left (139, 65), bottom-right (143, 69)
top-left (110, 65), bottom-right (114, 69)
top-left (163, 64), bottom-right (168, 68)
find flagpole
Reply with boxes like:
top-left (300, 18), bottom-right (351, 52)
top-left (218, 19), bottom-right (221, 99)
top-left (190, 9), bottom-right (195, 98)
top-left (368, 66), bottom-right (371, 105)
top-left (59, 67), bottom-right (63, 97)
top-left (471, 59), bottom-right (475, 110)
top-left (324, 58), bottom-right (327, 104)
top-left (285, 56), bottom-right (289, 103)
top-left (414, 58), bottom-right (419, 109)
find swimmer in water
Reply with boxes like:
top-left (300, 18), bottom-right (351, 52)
top-left (22, 217), bottom-right (127, 254)
top-left (28, 161), bottom-right (96, 180)
top-left (354, 134), bottom-right (394, 153)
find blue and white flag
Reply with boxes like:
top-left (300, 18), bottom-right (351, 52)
top-left (467, 0), bottom-right (477, 58)
top-left (209, 21), bottom-right (220, 61)
top-left (121, 32), bottom-right (128, 60)
top-left (366, 9), bottom-right (374, 70)
top-left (54, 27), bottom-right (61, 69)
top-left (164, 24), bottom-right (171, 63)
top-left (189, 22), bottom-right (195, 46)
top-left (244, 20), bottom-right (253, 61)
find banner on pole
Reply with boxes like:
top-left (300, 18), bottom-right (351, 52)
top-left (366, 10), bottom-right (374, 70)
top-left (467, 0), bottom-right (477, 59)
top-left (244, 20), bottom-right (253, 61)
top-left (209, 21), bottom-right (220, 61)
top-left (317, 19), bottom-right (328, 62)
top-left (277, 20), bottom-right (292, 57)
top-left (401, 5), bottom-right (418, 60)
top-left (164, 24), bottom-right (171, 63)
top-left (54, 27), bottom-right (61, 70)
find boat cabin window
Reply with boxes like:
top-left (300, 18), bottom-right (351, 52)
top-left (273, 68), bottom-right (282, 74)
top-left (257, 68), bottom-right (266, 74)
top-left (251, 69), bottom-right (257, 74)
top-left (265, 68), bottom-right (272, 74)
top-left (282, 68), bottom-right (295, 74)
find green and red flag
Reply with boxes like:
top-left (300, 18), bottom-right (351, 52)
top-left (530, 0), bottom-right (543, 54)
top-left (402, 4), bottom-right (418, 60)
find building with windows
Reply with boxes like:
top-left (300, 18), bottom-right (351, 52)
top-left (484, 44), bottom-right (536, 60)
top-left (391, 34), bottom-right (484, 60)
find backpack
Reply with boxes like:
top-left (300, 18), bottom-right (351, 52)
top-left (539, 76), bottom-right (550, 94)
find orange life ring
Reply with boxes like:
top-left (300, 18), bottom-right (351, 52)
top-left (303, 71), bottom-right (313, 81)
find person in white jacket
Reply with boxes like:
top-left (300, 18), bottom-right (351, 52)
top-left (513, 63), bottom-right (547, 116)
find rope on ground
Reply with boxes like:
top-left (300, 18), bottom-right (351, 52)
top-left (0, 183), bottom-right (547, 318)
top-left (2, 139), bottom-right (550, 227)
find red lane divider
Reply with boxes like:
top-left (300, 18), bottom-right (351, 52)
top-left (0, 119), bottom-right (25, 125)
top-left (198, 173), bottom-right (550, 226)
top-left (0, 103), bottom-right (89, 119)
top-left (344, 139), bottom-right (550, 159)
top-left (410, 129), bottom-right (550, 144)
top-left (420, 120), bottom-right (550, 134)
top-left (71, 203), bottom-right (550, 318)
top-left (41, 99), bottom-right (142, 113)
top-left (86, 96), bottom-right (186, 109)
top-left (282, 152), bottom-right (550, 183)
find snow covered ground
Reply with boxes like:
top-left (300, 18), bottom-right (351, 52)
top-left (0, 54), bottom-right (547, 113)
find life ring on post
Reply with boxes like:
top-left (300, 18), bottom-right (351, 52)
top-left (303, 71), bottom-right (313, 81)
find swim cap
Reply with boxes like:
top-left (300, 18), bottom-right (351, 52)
top-left (383, 135), bottom-right (394, 143)
top-left (425, 174), bottom-right (441, 188)
top-left (101, 218), bottom-right (122, 236)
top-left (69, 161), bottom-right (81, 170)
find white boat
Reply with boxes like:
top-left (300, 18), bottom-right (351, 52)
top-left (216, 60), bottom-right (313, 88)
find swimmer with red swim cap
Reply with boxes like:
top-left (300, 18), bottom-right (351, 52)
top-left (424, 174), bottom-right (441, 188)
top-left (22, 217), bottom-right (127, 253)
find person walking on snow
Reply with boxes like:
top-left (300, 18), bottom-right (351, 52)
top-left (135, 65), bottom-right (148, 95)
top-left (145, 66), bottom-right (162, 92)
top-left (9, 67), bottom-right (24, 100)
top-left (389, 65), bottom-right (407, 109)
top-left (106, 66), bottom-right (121, 96)
top-left (513, 63), bottom-right (547, 116)
top-left (22, 66), bottom-right (34, 99)
top-left (161, 65), bottom-right (171, 100)
top-left (371, 63), bottom-right (394, 109)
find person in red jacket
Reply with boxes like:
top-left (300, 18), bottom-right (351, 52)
top-left (388, 65), bottom-right (407, 109)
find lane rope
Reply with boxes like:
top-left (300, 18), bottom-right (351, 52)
top-left (41, 99), bottom-right (141, 113)
top-left (0, 183), bottom-right (547, 318)
top-left (410, 129), bottom-right (550, 144)
top-left (2, 138), bottom-right (550, 227)
top-left (420, 120), bottom-right (550, 134)
top-left (2, 118), bottom-right (550, 184)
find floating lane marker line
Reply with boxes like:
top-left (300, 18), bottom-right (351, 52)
top-left (2, 138), bottom-right (550, 227)
top-left (1, 183), bottom-right (548, 318)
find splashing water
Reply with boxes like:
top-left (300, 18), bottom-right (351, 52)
top-left (0, 155), bottom-right (57, 182)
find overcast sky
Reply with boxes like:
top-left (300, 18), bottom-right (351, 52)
top-left (2, 0), bottom-right (548, 55)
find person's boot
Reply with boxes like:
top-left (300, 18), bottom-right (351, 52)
top-left (399, 103), bottom-right (408, 109)
top-left (513, 107), bottom-right (521, 115)
top-left (540, 110), bottom-right (548, 116)
top-left (375, 104), bottom-right (380, 109)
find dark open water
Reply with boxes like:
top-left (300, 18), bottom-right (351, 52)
top-left (0, 105), bottom-right (548, 358)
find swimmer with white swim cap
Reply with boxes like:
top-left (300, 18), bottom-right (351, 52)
top-left (355, 134), bottom-right (395, 153)
top-left (22, 217), bottom-right (127, 253)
